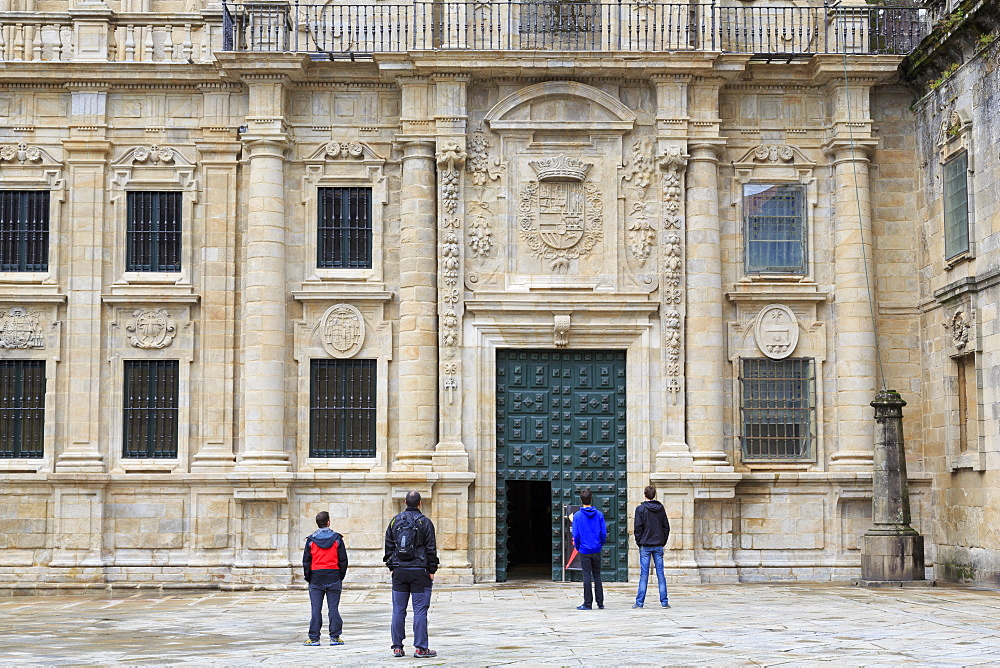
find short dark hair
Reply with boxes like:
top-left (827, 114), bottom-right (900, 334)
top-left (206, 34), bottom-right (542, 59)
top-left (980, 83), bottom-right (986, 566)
top-left (644, 485), bottom-right (656, 500)
top-left (315, 511), bottom-right (330, 528)
top-left (405, 491), bottom-right (421, 508)
top-left (579, 488), bottom-right (592, 506)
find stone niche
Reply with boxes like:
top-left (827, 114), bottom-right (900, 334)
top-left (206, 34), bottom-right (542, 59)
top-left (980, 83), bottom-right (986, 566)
top-left (482, 81), bottom-right (637, 290)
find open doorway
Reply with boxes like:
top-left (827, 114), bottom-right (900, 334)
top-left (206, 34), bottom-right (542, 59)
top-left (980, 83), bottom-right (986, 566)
top-left (504, 480), bottom-right (552, 580)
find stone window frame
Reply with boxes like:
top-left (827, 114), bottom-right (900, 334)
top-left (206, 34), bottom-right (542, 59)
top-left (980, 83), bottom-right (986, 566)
top-left (0, 147), bottom-right (65, 294)
top-left (0, 320), bottom-right (60, 473)
top-left (300, 142), bottom-right (387, 289)
top-left (727, 301), bottom-right (828, 471)
top-left (307, 357), bottom-right (377, 458)
top-left (939, 111), bottom-right (975, 267)
top-left (732, 145), bottom-right (818, 284)
top-left (737, 356), bottom-right (817, 463)
top-left (106, 305), bottom-right (193, 474)
top-left (108, 146), bottom-right (199, 298)
top-left (942, 300), bottom-right (985, 472)
top-left (293, 298), bottom-right (391, 472)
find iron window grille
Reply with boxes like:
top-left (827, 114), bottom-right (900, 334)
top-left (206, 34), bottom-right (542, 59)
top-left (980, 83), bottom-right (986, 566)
top-left (0, 191), bottom-right (49, 272)
top-left (0, 360), bottom-right (45, 458)
top-left (123, 359), bottom-right (179, 458)
top-left (310, 358), bottom-right (376, 458)
top-left (943, 151), bottom-right (970, 259)
top-left (740, 357), bottom-right (815, 461)
top-left (743, 184), bottom-right (807, 274)
top-left (127, 191), bottom-right (182, 272)
top-left (317, 187), bottom-right (372, 269)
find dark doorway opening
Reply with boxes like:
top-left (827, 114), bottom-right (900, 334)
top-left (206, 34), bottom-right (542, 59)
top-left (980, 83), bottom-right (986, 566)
top-left (505, 480), bottom-right (552, 580)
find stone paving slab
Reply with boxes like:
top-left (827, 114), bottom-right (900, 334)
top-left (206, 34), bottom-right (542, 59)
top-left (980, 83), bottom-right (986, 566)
top-left (2, 582), bottom-right (1000, 666)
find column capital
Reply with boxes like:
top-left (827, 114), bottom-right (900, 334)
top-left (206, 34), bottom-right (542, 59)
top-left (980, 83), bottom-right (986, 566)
top-left (687, 140), bottom-right (726, 162)
top-left (823, 138), bottom-right (878, 163)
top-left (396, 137), bottom-right (438, 159)
top-left (241, 133), bottom-right (289, 157)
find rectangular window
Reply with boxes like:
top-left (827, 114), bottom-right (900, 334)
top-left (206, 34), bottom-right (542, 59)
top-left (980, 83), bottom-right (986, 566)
top-left (123, 360), bottom-right (179, 458)
top-left (956, 353), bottom-right (978, 453)
top-left (0, 360), bottom-right (45, 458)
top-left (740, 358), bottom-right (815, 461)
top-left (317, 187), bottom-right (372, 269)
top-left (0, 191), bottom-right (49, 272)
top-left (744, 184), bottom-right (807, 274)
top-left (944, 152), bottom-right (970, 259)
top-left (310, 358), bottom-right (376, 457)
top-left (127, 191), bottom-right (182, 272)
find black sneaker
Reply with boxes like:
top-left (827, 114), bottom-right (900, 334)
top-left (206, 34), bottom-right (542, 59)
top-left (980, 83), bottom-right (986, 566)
top-left (597, 604), bottom-right (604, 609)
top-left (662, 603), bottom-right (672, 609)
top-left (414, 648), bottom-right (438, 658)
top-left (392, 646), bottom-right (405, 658)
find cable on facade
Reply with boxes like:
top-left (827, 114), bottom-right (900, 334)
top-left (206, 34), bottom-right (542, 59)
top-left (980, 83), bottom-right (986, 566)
top-left (842, 53), bottom-right (889, 392)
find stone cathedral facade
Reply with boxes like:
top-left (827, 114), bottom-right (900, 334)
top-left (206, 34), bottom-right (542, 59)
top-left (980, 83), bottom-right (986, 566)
top-left (1, 0), bottom-right (995, 590)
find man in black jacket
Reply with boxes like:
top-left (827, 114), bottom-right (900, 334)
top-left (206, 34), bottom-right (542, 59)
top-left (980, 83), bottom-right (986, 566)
top-left (302, 510), bottom-right (349, 645)
top-left (383, 491), bottom-right (439, 658)
top-left (632, 485), bottom-right (671, 609)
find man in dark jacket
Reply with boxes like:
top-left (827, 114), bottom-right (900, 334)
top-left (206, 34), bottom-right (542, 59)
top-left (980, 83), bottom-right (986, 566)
top-left (383, 491), bottom-right (439, 658)
top-left (632, 485), bottom-right (671, 609)
top-left (302, 510), bottom-right (349, 646)
top-left (572, 488), bottom-right (607, 610)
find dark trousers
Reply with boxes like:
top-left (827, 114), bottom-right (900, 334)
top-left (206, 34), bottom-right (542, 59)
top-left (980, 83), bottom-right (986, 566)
top-left (580, 552), bottom-right (604, 608)
top-left (391, 568), bottom-right (433, 649)
top-left (308, 580), bottom-right (343, 640)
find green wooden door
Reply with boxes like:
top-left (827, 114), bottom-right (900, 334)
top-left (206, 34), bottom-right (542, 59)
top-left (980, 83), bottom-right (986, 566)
top-left (496, 350), bottom-right (627, 582)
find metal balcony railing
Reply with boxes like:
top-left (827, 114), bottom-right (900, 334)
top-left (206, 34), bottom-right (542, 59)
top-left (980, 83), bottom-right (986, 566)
top-left (222, 1), bottom-right (928, 56)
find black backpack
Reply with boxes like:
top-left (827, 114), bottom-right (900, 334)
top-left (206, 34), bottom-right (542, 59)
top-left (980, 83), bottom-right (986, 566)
top-left (393, 513), bottom-right (419, 562)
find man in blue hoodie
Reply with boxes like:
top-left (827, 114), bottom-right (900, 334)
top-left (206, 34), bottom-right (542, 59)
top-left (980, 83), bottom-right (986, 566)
top-left (572, 488), bottom-right (607, 610)
top-left (302, 510), bottom-right (349, 646)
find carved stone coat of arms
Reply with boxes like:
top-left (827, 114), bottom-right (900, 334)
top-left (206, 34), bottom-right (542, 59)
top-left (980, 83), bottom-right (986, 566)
top-left (518, 156), bottom-right (603, 273)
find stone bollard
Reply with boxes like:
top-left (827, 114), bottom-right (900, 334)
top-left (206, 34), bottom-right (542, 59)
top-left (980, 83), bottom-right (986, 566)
top-left (855, 389), bottom-right (932, 587)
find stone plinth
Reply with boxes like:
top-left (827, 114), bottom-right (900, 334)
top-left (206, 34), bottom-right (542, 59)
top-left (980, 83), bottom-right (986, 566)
top-left (857, 389), bottom-right (931, 586)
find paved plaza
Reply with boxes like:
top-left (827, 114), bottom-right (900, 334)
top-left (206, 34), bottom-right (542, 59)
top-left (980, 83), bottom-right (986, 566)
top-left (2, 581), bottom-right (1000, 665)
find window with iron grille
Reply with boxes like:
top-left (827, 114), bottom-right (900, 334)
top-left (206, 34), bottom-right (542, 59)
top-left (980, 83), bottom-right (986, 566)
top-left (127, 191), bottom-right (182, 272)
top-left (123, 359), bottom-right (179, 458)
top-left (310, 358), bottom-right (376, 457)
top-left (317, 187), bottom-right (372, 269)
top-left (0, 360), bottom-right (45, 458)
top-left (740, 358), bottom-right (815, 461)
top-left (943, 151), bottom-right (970, 259)
top-left (0, 191), bottom-right (49, 272)
top-left (743, 184), bottom-right (807, 274)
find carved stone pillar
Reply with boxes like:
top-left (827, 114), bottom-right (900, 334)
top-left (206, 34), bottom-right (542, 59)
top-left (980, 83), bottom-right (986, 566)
top-left (684, 142), bottom-right (731, 470)
top-left (828, 141), bottom-right (879, 469)
top-left (56, 88), bottom-right (110, 472)
top-left (395, 138), bottom-right (438, 471)
top-left (191, 140), bottom-right (240, 471)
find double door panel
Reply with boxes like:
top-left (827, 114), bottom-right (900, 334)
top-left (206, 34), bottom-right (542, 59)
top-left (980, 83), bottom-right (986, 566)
top-left (496, 349), bottom-right (627, 582)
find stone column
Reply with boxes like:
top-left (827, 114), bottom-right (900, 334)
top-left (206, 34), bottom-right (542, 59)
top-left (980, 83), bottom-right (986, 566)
top-left (394, 138), bottom-right (438, 470)
top-left (236, 133), bottom-right (290, 471)
top-left (829, 141), bottom-right (879, 469)
top-left (56, 85), bottom-right (110, 473)
top-left (859, 390), bottom-right (926, 583)
top-left (684, 141), bottom-right (731, 470)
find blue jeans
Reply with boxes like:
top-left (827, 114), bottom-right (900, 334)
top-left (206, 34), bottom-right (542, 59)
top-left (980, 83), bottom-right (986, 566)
top-left (308, 580), bottom-right (343, 640)
top-left (635, 546), bottom-right (668, 607)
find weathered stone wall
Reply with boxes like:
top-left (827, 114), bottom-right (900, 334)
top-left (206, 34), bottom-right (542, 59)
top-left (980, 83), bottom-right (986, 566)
top-left (910, 32), bottom-right (1000, 588)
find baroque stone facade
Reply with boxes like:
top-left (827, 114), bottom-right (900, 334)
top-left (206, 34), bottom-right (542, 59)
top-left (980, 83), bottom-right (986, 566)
top-left (3, 0), bottom-right (991, 590)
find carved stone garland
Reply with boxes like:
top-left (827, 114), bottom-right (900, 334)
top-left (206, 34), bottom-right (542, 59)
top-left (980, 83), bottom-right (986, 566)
top-left (623, 137), bottom-right (657, 265)
top-left (660, 146), bottom-right (688, 402)
top-left (465, 128), bottom-right (502, 272)
top-left (437, 139), bottom-right (467, 405)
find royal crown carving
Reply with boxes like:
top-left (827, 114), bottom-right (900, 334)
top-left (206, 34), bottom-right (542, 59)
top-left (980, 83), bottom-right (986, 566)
top-left (529, 156), bottom-right (591, 183)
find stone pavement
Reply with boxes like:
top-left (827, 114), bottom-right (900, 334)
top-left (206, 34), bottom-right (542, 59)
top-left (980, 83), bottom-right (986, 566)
top-left (2, 581), bottom-right (1000, 666)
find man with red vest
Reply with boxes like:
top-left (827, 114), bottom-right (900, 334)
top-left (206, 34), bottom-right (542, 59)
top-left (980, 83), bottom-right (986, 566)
top-left (302, 510), bottom-right (349, 646)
